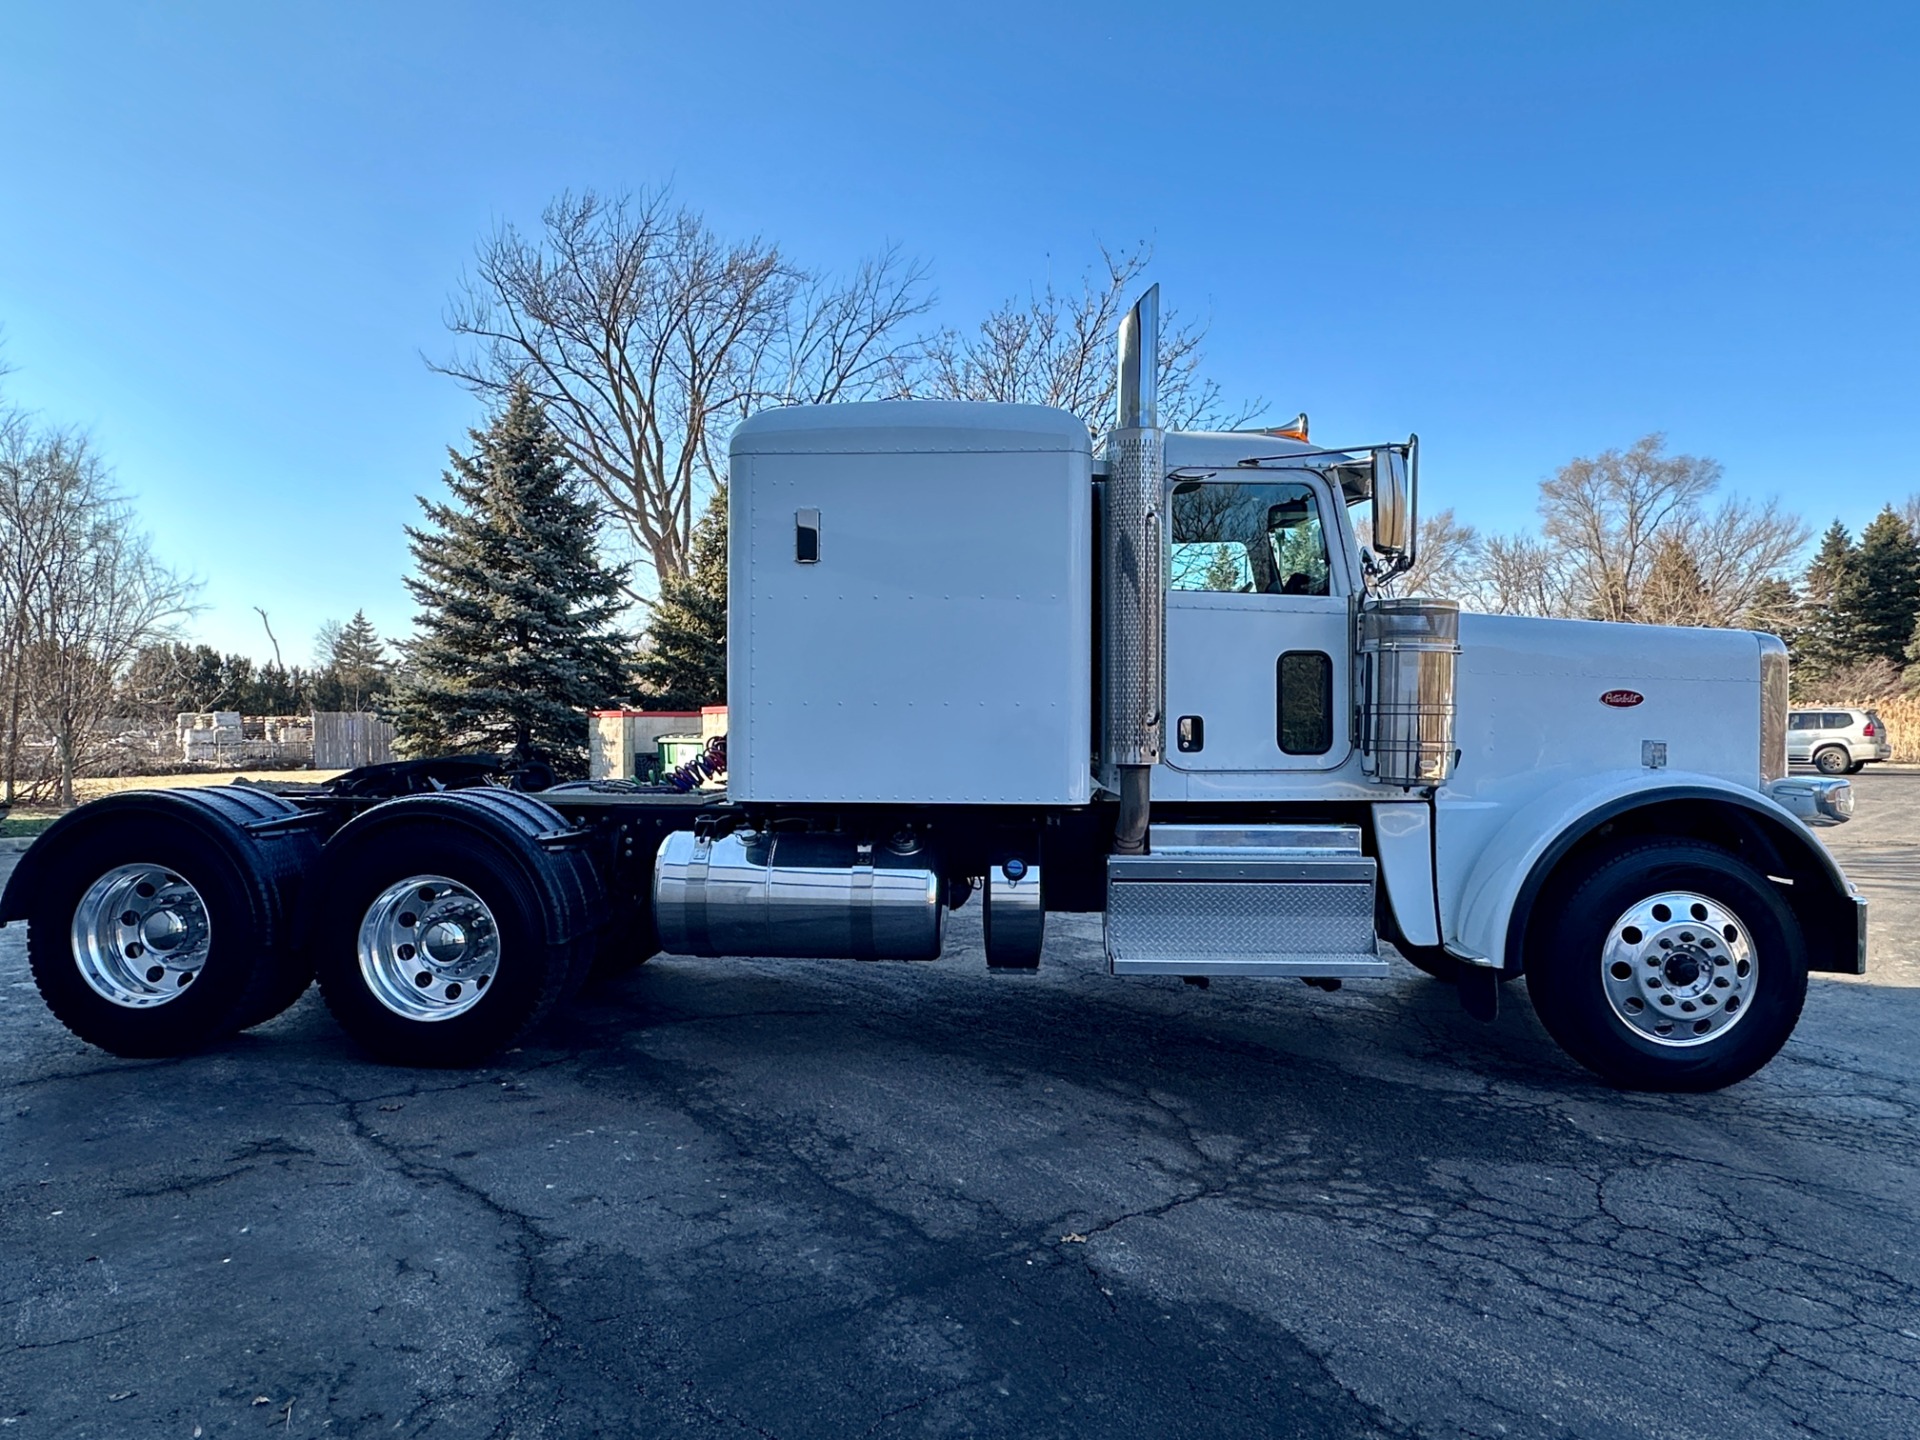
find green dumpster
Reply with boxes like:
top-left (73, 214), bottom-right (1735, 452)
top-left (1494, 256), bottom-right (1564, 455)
top-left (657, 734), bottom-right (704, 773)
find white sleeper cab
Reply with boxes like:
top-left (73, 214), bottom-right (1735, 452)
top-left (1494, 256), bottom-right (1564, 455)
top-left (1, 288), bottom-right (1863, 1091)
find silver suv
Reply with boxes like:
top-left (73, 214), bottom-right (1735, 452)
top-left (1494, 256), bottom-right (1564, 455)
top-left (1787, 708), bottom-right (1892, 775)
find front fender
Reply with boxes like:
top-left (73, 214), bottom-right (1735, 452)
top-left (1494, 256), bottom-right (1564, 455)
top-left (1444, 769), bottom-right (1861, 974)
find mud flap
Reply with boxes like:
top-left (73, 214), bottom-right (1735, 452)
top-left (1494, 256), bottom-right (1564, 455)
top-left (1458, 966), bottom-right (1500, 1023)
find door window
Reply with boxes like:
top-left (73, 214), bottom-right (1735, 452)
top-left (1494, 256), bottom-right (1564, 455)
top-left (1171, 481), bottom-right (1332, 596)
top-left (1276, 651), bottom-right (1333, 754)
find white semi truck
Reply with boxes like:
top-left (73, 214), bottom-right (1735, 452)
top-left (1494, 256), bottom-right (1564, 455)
top-left (0, 290), bottom-right (1864, 1090)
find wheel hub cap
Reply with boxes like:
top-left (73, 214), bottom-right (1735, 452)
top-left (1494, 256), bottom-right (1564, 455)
top-left (1663, 952), bottom-right (1703, 989)
top-left (1601, 890), bottom-right (1756, 1047)
top-left (357, 875), bottom-right (499, 1022)
top-left (422, 921), bottom-right (469, 965)
top-left (71, 864), bottom-right (213, 1009)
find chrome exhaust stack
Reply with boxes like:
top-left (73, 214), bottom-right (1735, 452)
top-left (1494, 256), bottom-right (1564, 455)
top-left (1104, 286), bottom-right (1166, 853)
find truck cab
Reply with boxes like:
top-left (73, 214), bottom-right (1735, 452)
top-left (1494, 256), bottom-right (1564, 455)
top-left (1161, 433), bottom-right (1365, 786)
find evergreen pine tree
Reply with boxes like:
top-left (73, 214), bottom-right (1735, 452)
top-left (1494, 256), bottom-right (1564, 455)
top-left (1201, 544), bottom-right (1246, 592)
top-left (315, 610), bottom-right (392, 711)
top-left (1741, 576), bottom-right (1798, 640)
top-left (1792, 521), bottom-right (1858, 682)
top-left (1839, 507), bottom-right (1920, 668)
top-left (1639, 535), bottom-right (1711, 626)
top-left (635, 484), bottom-right (728, 709)
top-left (390, 386), bottom-right (631, 774)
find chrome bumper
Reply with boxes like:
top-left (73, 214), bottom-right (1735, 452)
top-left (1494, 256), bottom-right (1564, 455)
top-left (1769, 776), bottom-right (1854, 826)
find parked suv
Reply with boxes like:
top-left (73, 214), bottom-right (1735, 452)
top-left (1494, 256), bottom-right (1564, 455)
top-left (1788, 708), bottom-right (1892, 774)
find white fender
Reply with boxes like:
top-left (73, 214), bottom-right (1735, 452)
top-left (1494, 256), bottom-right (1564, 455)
top-left (1443, 768), bottom-right (1850, 969)
top-left (1373, 802), bottom-right (1439, 948)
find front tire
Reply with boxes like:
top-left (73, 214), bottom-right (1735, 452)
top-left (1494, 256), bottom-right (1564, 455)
top-left (1813, 746), bottom-right (1849, 775)
top-left (1525, 840), bottom-right (1807, 1091)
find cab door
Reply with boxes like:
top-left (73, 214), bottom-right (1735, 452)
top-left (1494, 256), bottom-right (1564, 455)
top-left (1163, 473), bottom-right (1352, 774)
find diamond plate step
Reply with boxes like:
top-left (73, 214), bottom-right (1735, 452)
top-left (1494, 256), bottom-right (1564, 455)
top-left (1105, 824), bottom-right (1388, 978)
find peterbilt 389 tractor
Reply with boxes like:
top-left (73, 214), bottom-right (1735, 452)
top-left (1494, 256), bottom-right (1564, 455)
top-left (0, 288), bottom-right (1864, 1091)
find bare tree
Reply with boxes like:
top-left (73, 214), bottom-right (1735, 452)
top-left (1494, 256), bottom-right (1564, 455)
top-left (1668, 495), bottom-right (1809, 626)
top-left (1468, 533), bottom-right (1580, 618)
top-left (913, 246), bottom-right (1258, 436)
top-left (1539, 435), bottom-right (1719, 621)
top-left (0, 397), bottom-right (30, 805)
top-left (253, 606), bottom-right (283, 668)
top-left (1538, 434), bottom-right (1806, 624)
top-left (437, 189), bottom-right (931, 588)
top-left (1366, 506), bottom-right (1482, 601)
top-left (0, 427), bottom-right (195, 805)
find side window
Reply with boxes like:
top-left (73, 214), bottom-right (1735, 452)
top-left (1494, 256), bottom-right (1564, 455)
top-left (1171, 480), bottom-right (1332, 595)
top-left (1825, 712), bottom-right (1850, 729)
top-left (1787, 714), bottom-right (1812, 731)
top-left (1276, 651), bottom-right (1333, 754)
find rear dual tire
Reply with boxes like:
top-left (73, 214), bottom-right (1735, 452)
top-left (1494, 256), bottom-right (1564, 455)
top-left (312, 808), bottom-right (598, 1067)
top-left (22, 806), bottom-right (315, 1059)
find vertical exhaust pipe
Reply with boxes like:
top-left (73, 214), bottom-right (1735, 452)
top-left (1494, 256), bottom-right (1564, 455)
top-left (1117, 284), bottom-right (1159, 431)
top-left (1105, 286), bottom-right (1165, 854)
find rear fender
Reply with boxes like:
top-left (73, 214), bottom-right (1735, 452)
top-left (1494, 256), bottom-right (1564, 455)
top-left (0, 787), bottom-right (323, 946)
top-left (316, 789), bottom-right (606, 946)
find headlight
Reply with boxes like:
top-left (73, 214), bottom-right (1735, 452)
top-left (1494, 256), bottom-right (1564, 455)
top-left (1769, 777), bottom-right (1853, 827)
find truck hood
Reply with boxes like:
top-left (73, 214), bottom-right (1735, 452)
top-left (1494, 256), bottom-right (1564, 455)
top-left (1444, 613), bottom-right (1770, 803)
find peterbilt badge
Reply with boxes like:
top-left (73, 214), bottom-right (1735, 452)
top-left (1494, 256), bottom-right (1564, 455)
top-left (1601, 690), bottom-right (1645, 708)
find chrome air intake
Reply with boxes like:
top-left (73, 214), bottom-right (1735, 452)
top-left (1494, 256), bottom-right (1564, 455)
top-left (1357, 598), bottom-right (1461, 789)
top-left (1103, 287), bottom-right (1166, 834)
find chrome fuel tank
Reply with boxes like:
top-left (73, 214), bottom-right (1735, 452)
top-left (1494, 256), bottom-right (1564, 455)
top-left (653, 830), bottom-right (945, 960)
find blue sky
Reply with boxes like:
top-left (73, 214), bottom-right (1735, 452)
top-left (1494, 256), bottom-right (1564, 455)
top-left (2, 1), bottom-right (1915, 661)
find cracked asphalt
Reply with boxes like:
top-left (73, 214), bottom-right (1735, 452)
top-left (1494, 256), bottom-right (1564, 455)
top-left (3, 776), bottom-right (1918, 1439)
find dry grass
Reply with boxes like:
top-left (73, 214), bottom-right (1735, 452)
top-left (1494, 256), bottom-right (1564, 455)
top-left (5, 770), bottom-right (345, 822)
top-left (70, 770), bottom-right (344, 800)
top-left (1865, 696), bottom-right (1920, 762)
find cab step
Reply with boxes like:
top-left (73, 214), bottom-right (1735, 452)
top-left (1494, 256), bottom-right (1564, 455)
top-left (1105, 824), bottom-right (1388, 979)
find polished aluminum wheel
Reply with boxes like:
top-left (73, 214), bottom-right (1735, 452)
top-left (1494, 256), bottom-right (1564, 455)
top-left (71, 864), bottom-right (213, 1009)
top-left (1601, 890), bottom-right (1756, 1047)
top-left (357, 875), bottom-right (500, 1022)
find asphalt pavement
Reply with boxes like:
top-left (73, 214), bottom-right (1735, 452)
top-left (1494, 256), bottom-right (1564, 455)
top-left (3, 776), bottom-right (1918, 1439)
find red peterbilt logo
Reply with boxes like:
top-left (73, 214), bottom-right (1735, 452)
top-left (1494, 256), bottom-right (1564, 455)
top-left (1600, 689), bottom-right (1645, 708)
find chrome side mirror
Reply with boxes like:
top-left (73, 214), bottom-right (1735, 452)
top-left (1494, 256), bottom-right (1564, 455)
top-left (1370, 435), bottom-right (1417, 575)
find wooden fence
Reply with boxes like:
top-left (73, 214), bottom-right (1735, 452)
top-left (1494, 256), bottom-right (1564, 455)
top-left (312, 711), bottom-right (395, 770)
